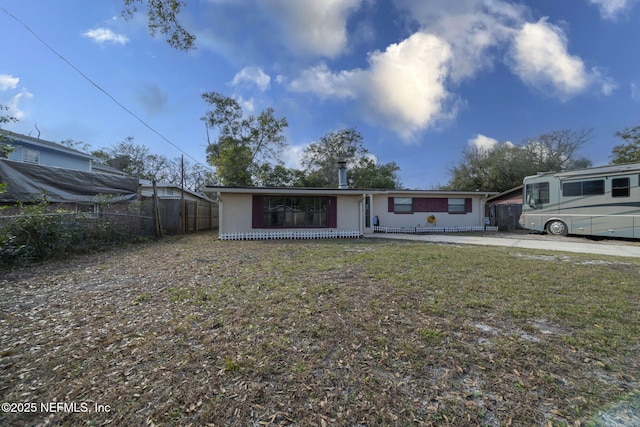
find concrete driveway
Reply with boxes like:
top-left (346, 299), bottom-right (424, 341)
top-left (368, 232), bottom-right (640, 258)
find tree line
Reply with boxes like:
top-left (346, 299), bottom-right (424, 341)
top-left (446, 126), bottom-right (640, 193)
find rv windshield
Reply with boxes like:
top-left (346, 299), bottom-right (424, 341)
top-left (525, 181), bottom-right (549, 208)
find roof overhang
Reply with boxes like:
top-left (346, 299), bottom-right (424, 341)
top-left (209, 186), bottom-right (369, 196)
top-left (207, 186), bottom-right (498, 198)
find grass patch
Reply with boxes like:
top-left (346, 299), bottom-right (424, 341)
top-left (1, 233), bottom-right (639, 426)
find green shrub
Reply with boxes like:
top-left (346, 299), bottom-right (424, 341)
top-left (0, 198), bottom-right (152, 267)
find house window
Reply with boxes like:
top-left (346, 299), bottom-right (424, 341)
top-left (448, 198), bottom-right (466, 213)
top-left (263, 196), bottom-right (328, 227)
top-left (22, 148), bottom-right (40, 165)
top-left (612, 177), bottom-right (630, 198)
top-left (393, 197), bottom-right (413, 213)
top-left (563, 179), bottom-right (604, 197)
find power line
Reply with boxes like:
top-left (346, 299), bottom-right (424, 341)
top-left (0, 6), bottom-right (212, 171)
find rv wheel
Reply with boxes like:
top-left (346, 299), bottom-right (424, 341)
top-left (546, 220), bottom-right (568, 236)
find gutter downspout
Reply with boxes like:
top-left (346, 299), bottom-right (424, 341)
top-left (359, 194), bottom-right (364, 236)
top-left (217, 191), bottom-right (223, 236)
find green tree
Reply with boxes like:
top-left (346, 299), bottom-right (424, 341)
top-left (349, 157), bottom-right (401, 189)
top-left (520, 129), bottom-right (592, 172)
top-left (122, 0), bottom-right (195, 50)
top-left (1, 105), bottom-right (17, 156)
top-left (58, 138), bottom-right (91, 153)
top-left (165, 157), bottom-right (217, 192)
top-left (447, 143), bottom-right (524, 192)
top-left (610, 124), bottom-right (640, 164)
top-left (301, 128), bottom-right (401, 189)
top-left (301, 129), bottom-right (368, 187)
top-left (254, 164), bottom-right (306, 187)
top-left (201, 92), bottom-right (288, 186)
top-left (1, 105), bottom-right (18, 194)
top-left (92, 137), bottom-right (171, 182)
top-left (206, 137), bottom-right (253, 186)
top-left (447, 129), bottom-right (593, 193)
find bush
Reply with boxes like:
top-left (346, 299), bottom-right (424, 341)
top-left (0, 199), bottom-right (153, 267)
top-left (0, 201), bottom-right (75, 266)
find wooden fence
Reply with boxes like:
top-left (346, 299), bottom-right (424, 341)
top-left (156, 199), bottom-right (219, 235)
top-left (487, 203), bottom-right (523, 232)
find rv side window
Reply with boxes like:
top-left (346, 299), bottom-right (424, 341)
top-left (583, 180), bottom-right (605, 195)
top-left (525, 182), bottom-right (549, 205)
top-left (612, 177), bottom-right (630, 198)
top-left (562, 179), bottom-right (604, 197)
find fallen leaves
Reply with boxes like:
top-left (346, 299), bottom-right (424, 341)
top-left (1, 233), bottom-right (639, 426)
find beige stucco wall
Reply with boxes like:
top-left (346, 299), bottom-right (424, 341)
top-left (218, 193), bottom-right (364, 234)
top-left (218, 193), bottom-right (253, 234)
top-left (370, 194), bottom-right (487, 229)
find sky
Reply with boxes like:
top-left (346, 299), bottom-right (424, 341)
top-left (1, 0), bottom-right (639, 189)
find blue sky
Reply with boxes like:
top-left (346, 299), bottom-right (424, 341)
top-left (1, 0), bottom-right (639, 189)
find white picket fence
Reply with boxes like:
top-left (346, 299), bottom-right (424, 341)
top-left (374, 225), bottom-right (498, 234)
top-left (219, 229), bottom-right (362, 241)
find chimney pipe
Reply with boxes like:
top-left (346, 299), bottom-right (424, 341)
top-left (337, 160), bottom-right (348, 189)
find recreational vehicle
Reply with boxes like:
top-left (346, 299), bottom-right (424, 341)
top-left (519, 162), bottom-right (640, 238)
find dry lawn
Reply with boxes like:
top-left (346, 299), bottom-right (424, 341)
top-left (1, 232), bottom-right (639, 426)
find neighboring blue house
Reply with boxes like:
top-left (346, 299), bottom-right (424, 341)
top-left (0, 131), bottom-right (139, 205)
top-left (1, 130), bottom-right (94, 172)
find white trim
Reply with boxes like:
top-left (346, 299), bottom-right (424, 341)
top-left (219, 230), bottom-right (362, 240)
top-left (374, 225), bottom-right (498, 234)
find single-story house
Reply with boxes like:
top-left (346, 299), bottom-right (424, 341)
top-left (208, 186), bottom-right (498, 240)
top-left (139, 179), bottom-right (216, 203)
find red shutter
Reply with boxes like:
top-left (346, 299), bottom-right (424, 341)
top-left (428, 198), bottom-right (448, 212)
top-left (388, 197), bottom-right (394, 212)
top-left (413, 198), bottom-right (429, 212)
top-left (465, 198), bottom-right (473, 213)
top-left (252, 195), bottom-right (263, 228)
top-left (327, 196), bottom-right (337, 228)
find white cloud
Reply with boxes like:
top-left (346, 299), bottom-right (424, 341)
top-left (83, 28), bottom-right (129, 45)
top-left (281, 144), bottom-right (308, 169)
top-left (468, 134), bottom-right (499, 150)
top-left (589, 0), bottom-right (638, 19)
top-left (468, 134), bottom-right (513, 151)
top-left (289, 32), bottom-right (455, 140)
top-left (288, 63), bottom-right (360, 99)
top-left (230, 66), bottom-right (271, 91)
top-left (397, 0), bottom-right (523, 82)
top-left (0, 74), bottom-right (19, 91)
top-left (262, 0), bottom-right (363, 57)
top-left (398, 1), bottom-right (614, 101)
top-left (237, 95), bottom-right (255, 113)
top-left (591, 67), bottom-right (618, 96)
top-left (286, 1), bottom-right (615, 139)
top-left (6, 89), bottom-right (34, 121)
top-left (365, 32), bottom-right (453, 138)
top-left (507, 19), bottom-right (590, 99)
